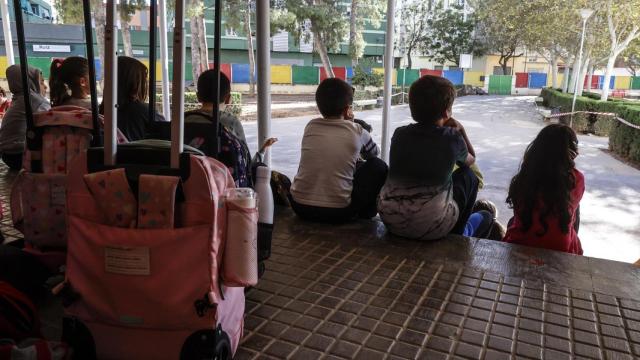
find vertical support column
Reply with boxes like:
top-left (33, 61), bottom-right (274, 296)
top-left (82, 0), bottom-right (101, 145)
top-left (381, 0), bottom-right (396, 163)
top-left (159, 0), bottom-right (171, 121)
top-left (104, 0), bottom-right (118, 165)
top-left (0, 0), bottom-right (13, 66)
top-left (148, 0), bottom-right (157, 124)
top-left (256, 0), bottom-right (271, 165)
top-left (170, 0), bottom-right (185, 169)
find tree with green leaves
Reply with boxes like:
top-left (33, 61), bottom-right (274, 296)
top-left (119, 0), bottom-right (146, 57)
top-left (474, 0), bottom-right (530, 75)
top-left (599, 0), bottom-right (640, 101)
top-left (54, 0), bottom-right (106, 81)
top-left (395, 0), bottom-right (430, 69)
top-left (348, 0), bottom-right (385, 67)
top-left (271, 0), bottom-right (348, 77)
top-left (225, 0), bottom-right (257, 95)
top-left (422, 4), bottom-right (481, 68)
top-left (187, 0), bottom-right (209, 82)
top-left (622, 40), bottom-right (640, 76)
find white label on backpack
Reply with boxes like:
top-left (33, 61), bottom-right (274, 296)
top-left (50, 182), bottom-right (66, 206)
top-left (105, 246), bottom-right (150, 275)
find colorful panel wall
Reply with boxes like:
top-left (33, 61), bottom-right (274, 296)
top-left (396, 69), bottom-right (420, 86)
top-left (443, 70), bottom-right (463, 86)
top-left (463, 71), bottom-right (484, 87)
top-left (528, 73), bottom-right (547, 89)
top-left (420, 69), bottom-right (442, 77)
top-left (614, 76), bottom-right (631, 90)
top-left (292, 66), bottom-right (319, 85)
top-left (515, 73), bottom-right (529, 88)
top-left (320, 67), bottom-right (346, 82)
top-left (271, 65), bottom-right (292, 84)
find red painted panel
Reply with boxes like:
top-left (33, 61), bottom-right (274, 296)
top-left (320, 66), bottom-right (347, 82)
top-left (208, 63), bottom-right (233, 80)
top-left (515, 72), bottom-right (529, 88)
top-left (420, 69), bottom-right (443, 77)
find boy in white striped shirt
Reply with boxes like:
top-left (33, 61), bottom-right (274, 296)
top-left (290, 78), bottom-right (388, 223)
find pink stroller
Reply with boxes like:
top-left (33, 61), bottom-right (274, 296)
top-left (58, 0), bottom-right (250, 358)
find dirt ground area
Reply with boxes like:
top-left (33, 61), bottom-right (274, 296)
top-left (239, 93), bottom-right (318, 121)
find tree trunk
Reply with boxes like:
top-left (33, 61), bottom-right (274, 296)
top-left (551, 56), bottom-right (558, 88)
top-left (499, 56), bottom-right (509, 75)
top-left (244, 0), bottom-right (256, 95)
top-left (92, 0), bottom-right (106, 88)
top-left (198, 15), bottom-right (209, 72)
top-left (577, 57), bottom-right (590, 96)
top-left (313, 28), bottom-right (334, 78)
top-left (586, 65), bottom-right (594, 92)
top-left (406, 49), bottom-right (412, 69)
top-left (349, 0), bottom-right (358, 67)
top-left (190, 16), bottom-right (201, 82)
top-left (562, 60), bottom-right (572, 93)
top-left (121, 18), bottom-right (133, 57)
top-left (601, 54), bottom-right (617, 101)
top-left (569, 59), bottom-right (581, 94)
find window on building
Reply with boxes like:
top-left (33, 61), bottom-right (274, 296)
top-left (30, 4), bottom-right (39, 15)
top-left (435, 65), bottom-right (444, 70)
top-left (493, 66), bottom-right (512, 75)
top-left (41, 8), bottom-right (50, 19)
top-left (449, 66), bottom-right (460, 71)
top-left (225, 27), bottom-right (238, 37)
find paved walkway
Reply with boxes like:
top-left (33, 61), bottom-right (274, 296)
top-left (241, 95), bottom-right (640, 263)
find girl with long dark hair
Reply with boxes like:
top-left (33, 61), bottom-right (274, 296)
top-left (504, 124), bottom-right (584, 254)
top-left (49, 56), bottom-right (91, 109)
top-left (100, 56), bottom-right (164, 141)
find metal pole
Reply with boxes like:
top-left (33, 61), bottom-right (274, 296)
top-left (381, 0), bottom-right (396, 163)
top-left (170, 0), bottom-right (185, 169)
top-left (148, 0), bottom-right (157, 124)
top-left (256, 0), bottom-right (271, 165)
top-left (1, 0), bottom-right (14, 65)
top-left (571, 18), bottom-right (587, 128)
top-left (210, 0), bottom-right (221, 157)
top-left (159, 0), bottom-right (171, 121)
top-left (104, 0), bottom-right (118, 165)
top-left (82, 0), bottom-right (101, 145)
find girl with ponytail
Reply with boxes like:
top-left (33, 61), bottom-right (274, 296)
top-left (49, 56), bottom-right (91, 109)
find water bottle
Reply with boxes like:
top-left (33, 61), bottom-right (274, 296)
top-left (255, 165), bottom-right (273, 263)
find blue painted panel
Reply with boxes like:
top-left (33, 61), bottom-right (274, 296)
top-left (231, 63), bottom-right (250, 84)
top-left (528, 73), bottom-right (547, 89)
top-left (443, 70), bottom-right (463, 85)
top-left (94, 59), bottom-right (102, 81)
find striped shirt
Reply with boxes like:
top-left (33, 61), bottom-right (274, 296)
top-left (291, 117), bottom-right (380, 208)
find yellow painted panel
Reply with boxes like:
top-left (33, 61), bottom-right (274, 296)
top-left (0, 57), bottom-right (8, 79)
top-left (271, 65), bottom-right (292, 84)
top-left (463, 71), bottom-right (484, 87)
top-left (614, 76), bottom-right (631, 90)
top-left (548, 73), bottom-right (564, 88)
top-left (140, 59), bottom-right (163, 81)
top-left (372, 68), bottom-right (397, 86)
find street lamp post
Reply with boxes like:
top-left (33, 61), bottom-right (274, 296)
top-left (570, 8), bottom-right (593, 127)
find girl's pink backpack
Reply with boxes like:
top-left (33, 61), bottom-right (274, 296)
top-left (10, 106), bottom-right (127, 270)
top-left (60, 148), bottom-right (247, 359)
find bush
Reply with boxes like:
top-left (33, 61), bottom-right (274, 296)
top-left (351, 66), bottom-right (384, 88)
top-left (582, 91), bottom-right (601, 100)
top-left (157, 91), bottom-right (242, 116)
top-left (542, 87), bottom-right (640, 165)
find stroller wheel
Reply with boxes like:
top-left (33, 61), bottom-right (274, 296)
top-left (180, 326), bottom-right (231, 360)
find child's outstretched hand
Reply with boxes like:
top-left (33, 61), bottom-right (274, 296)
top-left (260, 137), bottom-right (278, 153)
top-left (444, 117), bottom-right (464, 131)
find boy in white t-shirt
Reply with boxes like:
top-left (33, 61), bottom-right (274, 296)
top-left (290, 78), bottom-right (388, 223)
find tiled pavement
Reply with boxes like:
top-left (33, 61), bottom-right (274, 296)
top-left (238, 210), bottom-right (640, 359)
top-left (2, 162), bottom-right (640, 359)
